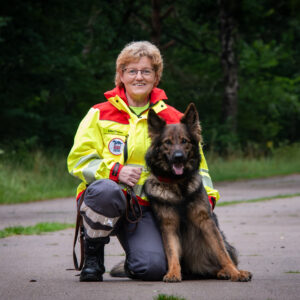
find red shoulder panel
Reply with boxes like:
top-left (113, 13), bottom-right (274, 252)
top-left (93, 102), bottom-right (130, 124)
top-left (157, 105), bottom-right (183, 124)
top-left (104, 86), bottom-right (168, 105)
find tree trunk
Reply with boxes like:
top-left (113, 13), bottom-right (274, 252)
top-left (218, 0), bottom-right (239, 133)
top-left (151, 0), bottom-right (175, 49)
top-left (151, 0), bottom-right (162, 46)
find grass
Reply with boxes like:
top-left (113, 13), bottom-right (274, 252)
top-left (0, 222), bottom-right (74, 238)
top-left (154, 295), bottom-right (186, 300)
top-left (217, 193), bottom-right (300, 207)
top-left (0, 149), bottom-right (79, 204)
top-left (1, 193), bottom-right (294, 239)
top-left (207, 143), bottom-right (300, 182)
top-left (0, 143), bottom-right (299, 204)
top-left (285, 271), bottom-right (300, 274)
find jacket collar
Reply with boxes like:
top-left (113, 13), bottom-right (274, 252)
top-left (104, 86), bottom-right (168, 106)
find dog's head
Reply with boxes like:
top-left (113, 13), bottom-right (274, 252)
top-left (146, 103), bottom-right (202, 179)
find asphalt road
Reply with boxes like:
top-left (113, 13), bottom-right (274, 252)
top-left (0, 174), bottom-right (300, 300)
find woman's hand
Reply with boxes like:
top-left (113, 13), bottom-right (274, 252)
top-left (118, 166), bottom-right (142, 187)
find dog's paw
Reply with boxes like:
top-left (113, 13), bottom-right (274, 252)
top-left (217, 268), bottom-right (232, 280)
top-left (217, 268), bottom-right (252, 282)
top-left (237, 270), bottom-right (252, 282)
top-left (163, 272), bottom-right (182, 283)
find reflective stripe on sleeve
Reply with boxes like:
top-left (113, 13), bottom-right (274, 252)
top-left (200, 168), bottom-right (214, 189)
top-left (74, 153), bottom-right (101, 169)
top-left (82, 159), bottom-right (103, 183)
top-left (202, 175), bottom-right (214, 189)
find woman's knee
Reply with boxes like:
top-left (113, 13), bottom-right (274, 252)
top-left (126, 250), bottom-right (167, 281)
top-left (85, 179), bottom-right (126, 218)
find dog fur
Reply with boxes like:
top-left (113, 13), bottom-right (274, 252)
top-left (144, 103), bottom-right (252, 282)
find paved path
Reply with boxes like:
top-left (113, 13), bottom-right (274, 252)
top-left (0, 174), bottom-right (300, 300)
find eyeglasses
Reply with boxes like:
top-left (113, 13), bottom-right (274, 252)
top-left (123, 68), bottom-right (154, 77)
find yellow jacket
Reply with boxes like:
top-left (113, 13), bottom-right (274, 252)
top-left (67, 87), bottom-right (220, 205)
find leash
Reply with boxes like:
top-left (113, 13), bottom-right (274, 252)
top-left (125, 186), bottom-right (143, 227)
top-left (72, 190), bottom-right (86, 271)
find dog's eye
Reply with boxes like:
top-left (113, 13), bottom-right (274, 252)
top-left (181, 138), bottom-right (188, 144)
top-left (165, 139), bottom-right (172, 145)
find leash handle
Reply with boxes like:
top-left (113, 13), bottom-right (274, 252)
top-left (125, 186), bottom-right (143, 224)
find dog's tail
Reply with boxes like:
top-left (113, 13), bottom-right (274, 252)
top-left (110, 260), bottom-right (128, 278)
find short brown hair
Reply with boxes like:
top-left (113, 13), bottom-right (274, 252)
top-left (115, 41), bottom-right (163, 87)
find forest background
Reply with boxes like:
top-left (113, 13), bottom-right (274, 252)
top-left (0, 0), bottom-right (300, 203)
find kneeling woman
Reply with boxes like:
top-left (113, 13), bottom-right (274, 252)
top-left (67, 41), bottom-right (219, 281)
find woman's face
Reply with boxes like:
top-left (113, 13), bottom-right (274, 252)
top-left (120, 56), bottom-right (157, 107)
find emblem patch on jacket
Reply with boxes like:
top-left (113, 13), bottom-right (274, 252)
top-left (108, 138), bottom-right (125, 155)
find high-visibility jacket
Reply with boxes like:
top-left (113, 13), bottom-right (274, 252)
top-left (67, 86), bottom-right (220, 204)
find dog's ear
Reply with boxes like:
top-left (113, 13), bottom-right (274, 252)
top-left (147, 109), bottom-right (166, 139)
top-left (180, 103), bottom-right (202, 143)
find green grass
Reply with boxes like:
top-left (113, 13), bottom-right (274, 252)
top-left (207, 143), bottom-right (300, 182)
top-left (217, 193), bottom-right (300, 207)
top-left (1, 194), bottom-right (294, 238)
top-left (285, 271), bottom-right (300, 274)
top-left (154, 295), bottom-right (186, 300)
top-left (1, 194), bottom-right (293, 239)
top-left (0, 143), bottom-right (299, 204)
top-left (0, 222), bottom-right (74, 238)
top-left (0, 150), bottom-right (79, 204)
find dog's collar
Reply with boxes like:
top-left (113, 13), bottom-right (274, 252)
top-left (156, 176), bottom-right (182, 183)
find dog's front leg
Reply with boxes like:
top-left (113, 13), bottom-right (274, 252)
top-left (159, 208), bottom-right (182, 282)
top-left (161, 226), bottom-right (182, 282)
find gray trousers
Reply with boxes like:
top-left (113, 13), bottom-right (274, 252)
top-left (79, 179), bottom-right (167, 281)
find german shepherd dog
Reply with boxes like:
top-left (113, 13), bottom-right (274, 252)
top-left (144, 103), bottom-right (252, 282)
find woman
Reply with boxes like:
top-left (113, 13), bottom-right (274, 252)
top-left (67, 41), bottom-right (219, 282)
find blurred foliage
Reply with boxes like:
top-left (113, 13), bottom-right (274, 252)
top-left (0, 0), bottom-right (299, 155)
top-left (0, 148), bottom-right (79, 203)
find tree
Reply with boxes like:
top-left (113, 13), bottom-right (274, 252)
top-left (1, 0), bottom-right (299, 153)
top-left (218, 0), bottom-right (239, 133)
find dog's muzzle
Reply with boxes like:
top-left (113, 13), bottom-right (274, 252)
top-left (171, 151), bottom-right (185, 175)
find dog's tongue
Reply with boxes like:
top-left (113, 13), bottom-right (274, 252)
top-left (172, 164), bottom-right (184, 175)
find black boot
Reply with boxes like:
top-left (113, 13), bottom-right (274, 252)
top-left (80, 237), bottom-right (106, 282)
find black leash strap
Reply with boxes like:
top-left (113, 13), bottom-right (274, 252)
top-left (72, 190), bottom-right (86, 271)
top-left (125, 186), bottom-right (143, 225)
